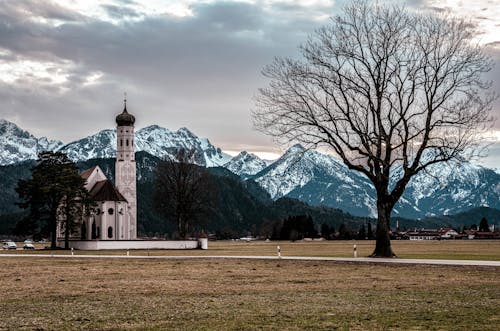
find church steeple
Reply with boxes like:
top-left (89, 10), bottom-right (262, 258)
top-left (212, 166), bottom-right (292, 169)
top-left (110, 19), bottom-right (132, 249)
top-left (115, 94), bottom-right (137, 239)
top-left (116, 93), bottom-right (135, 127)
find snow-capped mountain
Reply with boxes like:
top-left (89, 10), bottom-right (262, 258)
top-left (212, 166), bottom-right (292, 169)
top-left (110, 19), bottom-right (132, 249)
top-left (251, 145), bottom-right (377, 216)
top-left (60, 125), bottom-right (231, 167)
top-left (60, 129), bottom-right (116, 161)
top-left (0, 119), bottom-right (63, 165)
top-left (392, 161), bottom-right (500, 218)
top-left (135, 125), bottom-right (231, 167)
top-left (252, 144), bottom-right (500, 218)
top-left (1, 118), bottom-right (498, 219)
top-left (224, 151), bottom-right (269, 176)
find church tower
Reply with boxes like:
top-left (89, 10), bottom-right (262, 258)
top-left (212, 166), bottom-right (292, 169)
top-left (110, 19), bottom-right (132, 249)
top-left (115, 97), bottom-right (137, 239)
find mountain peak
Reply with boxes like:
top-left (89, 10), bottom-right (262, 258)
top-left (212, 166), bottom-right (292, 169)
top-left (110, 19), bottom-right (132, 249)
top-left (57, 125), bottom-right (231, 167)
top-left (224, 151), bottom-right (268, 176)
top-left (0, 119), bottom-right (64, 165)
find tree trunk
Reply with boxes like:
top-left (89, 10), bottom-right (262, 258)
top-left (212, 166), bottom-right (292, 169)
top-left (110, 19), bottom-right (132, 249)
top-left (50, 207), bottom-right (58, 249)
top-left (371, 199), bottom-right (396, 257)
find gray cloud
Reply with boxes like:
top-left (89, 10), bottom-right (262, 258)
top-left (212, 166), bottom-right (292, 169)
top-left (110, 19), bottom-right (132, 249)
top-left (0, 0), bottom-right (498, 163)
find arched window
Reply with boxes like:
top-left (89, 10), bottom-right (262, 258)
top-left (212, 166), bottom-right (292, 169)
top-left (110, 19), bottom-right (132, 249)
top-left (120, 139), bottom-right (123, 147)
top-left (126, 139), bottom-right (129, 146)
top-left (91, 221), bottom-right (97, 239)
top-left (108, 208), bottom-right (114, 215)
top-left (108, 226), bottom-right (113, 239)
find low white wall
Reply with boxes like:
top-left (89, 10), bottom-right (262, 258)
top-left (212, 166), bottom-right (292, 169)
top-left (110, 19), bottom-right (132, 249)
top-left (58, 240), bottom-right (204, 250)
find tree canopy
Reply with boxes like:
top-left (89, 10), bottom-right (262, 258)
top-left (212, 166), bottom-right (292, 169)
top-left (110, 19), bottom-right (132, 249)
top-left (16, 151), bottom-right (90, 248)
top-left (254, 1), bottom-right (494, 257)
top-left (153, 149), bottom-right (217, 239)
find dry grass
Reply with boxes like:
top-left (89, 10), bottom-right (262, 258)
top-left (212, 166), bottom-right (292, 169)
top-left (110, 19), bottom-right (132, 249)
top-left (6, 240), bottom-right (500, 261)
top-left (0, 256), bottom-right (499, 330)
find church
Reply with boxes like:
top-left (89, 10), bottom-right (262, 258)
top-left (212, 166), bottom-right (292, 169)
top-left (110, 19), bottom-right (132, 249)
top-left (57, 100), bottom-right (206, 250)
top-left (57, 100), bottom-right (137, 242)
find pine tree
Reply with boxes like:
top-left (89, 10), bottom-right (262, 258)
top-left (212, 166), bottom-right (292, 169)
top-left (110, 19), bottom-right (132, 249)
top-left (479, 217), bottom-right (490, 232)
top-left (16, 152), bottom-right (91, 249)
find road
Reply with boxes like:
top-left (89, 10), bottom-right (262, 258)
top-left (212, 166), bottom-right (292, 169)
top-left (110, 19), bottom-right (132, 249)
top-left (1, 253), bottom-right (499, 266)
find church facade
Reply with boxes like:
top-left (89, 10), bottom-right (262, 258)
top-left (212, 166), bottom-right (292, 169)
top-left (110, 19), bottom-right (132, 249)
top-left (58, 101), bottom-right (137, 241)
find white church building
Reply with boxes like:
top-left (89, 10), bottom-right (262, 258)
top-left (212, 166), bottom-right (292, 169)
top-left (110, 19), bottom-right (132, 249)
top-left (57, 100), bottom-right (206, 250)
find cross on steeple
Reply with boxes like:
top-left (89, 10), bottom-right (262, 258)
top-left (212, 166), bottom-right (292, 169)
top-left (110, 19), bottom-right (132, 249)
top-left (123, 92), bottom-right (127, 111)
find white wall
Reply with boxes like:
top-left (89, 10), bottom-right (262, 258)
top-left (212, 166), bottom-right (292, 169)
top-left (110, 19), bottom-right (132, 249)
top-left (59, 240), bottom-right (205, 250)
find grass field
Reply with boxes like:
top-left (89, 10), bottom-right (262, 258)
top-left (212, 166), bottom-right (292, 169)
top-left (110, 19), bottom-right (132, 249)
top-left (5, 239), bottom-right (500, 261)
top-left (0, 256), bottom-right (498, 330)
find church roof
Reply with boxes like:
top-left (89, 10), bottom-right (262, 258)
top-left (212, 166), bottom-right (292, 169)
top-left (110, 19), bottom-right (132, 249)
top-left (116, 99), bottom-right (135, 126)
top-left (89, 180), bottom-right (127, 202)
top-left (81, 166), bottom-right (97, 180)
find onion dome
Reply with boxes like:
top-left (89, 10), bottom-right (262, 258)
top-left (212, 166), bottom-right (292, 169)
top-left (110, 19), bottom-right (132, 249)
top-left (116, 98), bottom-right (135, 126)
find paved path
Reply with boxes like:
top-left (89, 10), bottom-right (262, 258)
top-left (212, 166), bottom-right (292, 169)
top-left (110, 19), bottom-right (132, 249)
top-left (1, 254), bottom-right (499, 267)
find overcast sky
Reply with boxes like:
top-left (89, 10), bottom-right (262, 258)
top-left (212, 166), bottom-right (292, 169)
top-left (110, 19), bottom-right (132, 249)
top-left (0, 0), bottom-right (499, 166)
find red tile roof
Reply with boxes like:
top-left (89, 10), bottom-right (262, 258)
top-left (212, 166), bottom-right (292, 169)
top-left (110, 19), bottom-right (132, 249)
top-left (89, 180), bottom-right (127, 202)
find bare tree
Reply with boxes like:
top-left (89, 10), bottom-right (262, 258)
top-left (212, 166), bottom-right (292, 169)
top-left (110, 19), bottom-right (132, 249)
top-left (153, 149), bottom-right (216, 239)
top-left (254, 1), bottom-right (494, 257)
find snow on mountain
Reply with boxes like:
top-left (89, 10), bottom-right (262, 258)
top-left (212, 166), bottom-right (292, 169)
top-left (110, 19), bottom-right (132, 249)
top-left (393, 161), bottom-right (500, 218)
top-left (224, 151), bottom-right (268, 176)
top-left (252, 144), bottom-right (377, 217)
top-left (0, 119), bottom-right (63, 165)
top-left (60, 129), bottom-right (116, 161)
top-left (135, 125), bottom-right (231, 167)
top-left (252, 144), bottom-right (500, 218)
top-left (60, 125), bottom-right (231, 167)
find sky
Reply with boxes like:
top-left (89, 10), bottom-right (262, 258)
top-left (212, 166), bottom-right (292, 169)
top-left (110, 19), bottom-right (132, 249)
top-left (0, 0), bottom-right (499, 166)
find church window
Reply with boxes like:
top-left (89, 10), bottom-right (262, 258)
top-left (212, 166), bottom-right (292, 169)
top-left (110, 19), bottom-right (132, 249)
top-left (120, 139), bottom-right (123, 147)
top-left (126, 139), bottom-right (129, 146)
top-left (95, 208), bottom-right (101, 215)
top-left (108, 227), bottom-right (113, 239)
top-left (108, 208), bottom-right (114, 215)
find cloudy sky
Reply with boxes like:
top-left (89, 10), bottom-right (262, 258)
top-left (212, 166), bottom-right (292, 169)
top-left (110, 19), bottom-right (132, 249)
top-left (0, 0), bottom-right (499, 166)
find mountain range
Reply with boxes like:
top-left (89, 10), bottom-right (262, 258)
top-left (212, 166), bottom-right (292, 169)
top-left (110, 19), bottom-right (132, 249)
top-left (0, 119), bottom-right (499, 220)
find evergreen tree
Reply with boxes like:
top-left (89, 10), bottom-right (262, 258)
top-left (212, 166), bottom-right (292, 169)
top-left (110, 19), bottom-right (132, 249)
top-left (338, 223), bottom-right (352, 240)
top-left (479, 217), bottom-right (490, 232)
top-left (357, 224), bottom-right (367, 240)
top-left (16, 152), bottom-right (90, 249)
top-left (367, 221), bottom-right (374, 240)
top-left (321, 223), bottom-right (331, 240)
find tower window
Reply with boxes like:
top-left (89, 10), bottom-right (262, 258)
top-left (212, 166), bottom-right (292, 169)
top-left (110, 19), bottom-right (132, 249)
top-left (126, 139), bottom-right (129, 146)
top-left (108, 226), bottom-right (113, 239)
top-left (120, 139), bottom-right (123, 147)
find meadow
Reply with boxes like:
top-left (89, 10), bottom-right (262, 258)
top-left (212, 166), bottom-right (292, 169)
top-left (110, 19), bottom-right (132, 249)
top-left (5, 239), bottom-right (500, 260)
top-left (0, 240), bottom-right (499, 330)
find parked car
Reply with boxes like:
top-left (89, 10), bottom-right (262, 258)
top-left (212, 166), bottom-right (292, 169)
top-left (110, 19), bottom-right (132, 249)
top-left (23, 242), bottom-right (35, 250)
top-left (2, 241), bottom-right (17, 250)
